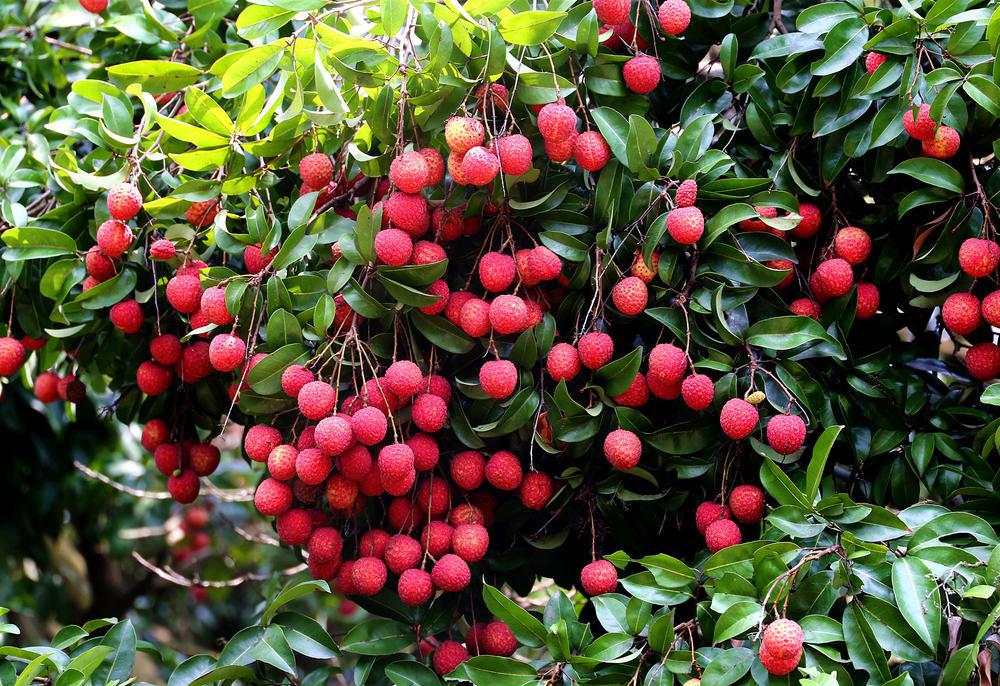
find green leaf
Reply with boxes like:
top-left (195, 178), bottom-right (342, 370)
top-left (842, 604), bottom-right (891, 684)
top-left (700, 647), bottom-right (753, 686)
top-left (483, 584), bottom-right (546, 648)
top-left (596, 347), bottom-right (644, 396)
top-left (939, 644), bottom-right (977, 686)
top-left (497, 11), bottom-right (566, 45)
top-left (713, 602), bottom-right (763, 644)
top-left (2, 227), bottom-right (77, 261)
top-left (247, 343), bottom-right (309, 395)
top-left (95, 620), bottom-right (136, 685)
top-left (760, 459), bottom-right (812, 509)
top-left (381, 0), bottom-right (408, 34)
top-left (385, 660), bottom-right (441, 686)
top-left (891, 557), bottom-right (941, 651)
top-left (217, 627), bottom-right (265, 667)
top-left (746, 316), bottom-right (845, 359)
top-left (805, 425), bottom-right (842, 503)
top-left (271, 612), bottom-right (338, 659)
top-left (248, 625), bottom-right (295, 674)
top-left (218, 44), bottom-right (284, 98)
top-left (106, 61), bottom-right (204, 94)
top-left (184, 89), bottom-right (234, 136)
top-left (409, 311), bottom-right (475, 353)
top-left (964, 75), bottom-right (1000, 117)
top-left (592, 107), bottom-right (629, 167)
top-left (340, 619), bottom-right (414, 656)
top-left (261, 579), bottom-right (329, 624)
top-left (446, 656), bottom-right (538, 686)
top-left (810, 18), bottom-right (868, 76)
top-left (887, 158), bottom-right (965, 194)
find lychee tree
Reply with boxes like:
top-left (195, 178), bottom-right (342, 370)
top-left (2, 0), bottom-right (1000, 683)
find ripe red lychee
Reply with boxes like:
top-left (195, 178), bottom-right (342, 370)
top-left (739, 206), bottom-right (778, 232)
top-left (482, 621), bottom-right (517, 657)
top-left (451, 450), bottom-right (486, 490)
top-left (983, 291), bottom-right (1000, 326)
top-left (958, 238), bottom-right (999, 278)
top-left (486, 450), bottom-right (523, 490)
top-left (546, 342), bottom-right (581, 382)
top-left (136, 361), bottom-right (173, 395)
top-left (695, 501), bottom-right (730, 534)
top-left (80, 0), bottom-right (109, 13)
top-left (519, 471), bottom-right (554, 510)
top-left (397, 568), bottom-right (434, 607)
top-left (760, 619), bottom-right (804, 668)
top-left (705, 518), bottom-right (741, 553)
top-left (903, 103), bottom-right (937, 140)
top-left (811, 258), bottom-right (854, 301)
top-left (729, 485), bottom-right (765, 524)
top-left (580, 560), bottom-right (618, 595)
top-left (110, 299), bottom-right (143, 334)
top-left (942, 292), bottom-right (981, 335)
top-left (445, 117), bottom-right (485, 154)
top-left (622, 55), bottom-right (660, 94)
top-left (297, 448), bottom-right (333, 485)
top-left (480, 359), bottom-right (518, 399)
top-left (578, 332), bottom-right (614, 369)
top-left (966, 342), bottom-right (1000, 381)
top-left (422, 520), bottom-right (454, 558)
top-left (307, 527), bottom-right (344, 564)
top-left (351, 557), bottom-right (388, 596)
top-left (412, 240), bottom-right (447, 265)
top-left (767, 414), bottom-right (806, 455)
top-left (384, 192), bottom-right (430, 237)
top-left (245, 426), bottom-right (282, 465)
top-left (791, 201), bottom-right (822, 238)
top-left (267, 444), bottom-right (298, 481)
top-left (462, 146), bottom-right (500, 186)
top-left (433, 640), bottom-right (468, 675)
top-left (276, 508), bottom-right (313, 545)
top-left (419, 148), bottom-right (445, 185)
top-left (325, 474), bottom-right (359, 509)
top-left (720, 398), bottom-right (759, 439)
top-left (479, 251), bottom-right (517, 291)
top-left (97, 219), bottom-right (133, 258)
top-left (166, 274), bottom-right (202, 314)
top-left (612, 276), bottom-right (648, 315)
top-left (611, 372), bottom-right (649, 407)
top-left (865, 52), bottom-right (887, 73)
top-left (375, 228), bottom-right (413, 266)
top-left (767, 259), bottom-right (794, 290)
top-left (573, 131), bottom-right (611, 172)
top-left (545, 132), bottom-right (577, 163)
top-left (668, 207), bottom-right (705, 245)
top-left (604, 429), bottom-right (641, 470)
top-left (452, 523), bottom-right (489, 562)
top-left (537, 103), bottom-right (578, 143)
top-left (315, 414), bottom-right (354, 455)
top-left (412, 393), bottom-right (448, 432)
top-left (593, 0), bottom-right (630, 24)
top-left (384, 360), bottom-right (423, 399)
top-left (649, 343), bottom-right (687, 384)
top-left (681, 374), bottom-right (714, 410)
top-left (185, 199), bottom-right (219, 227)
top-left (460, 297), bottom-right (492, 338)
top-left (149, 239), bottom-right (176, 260)
top-left (490, 295), bottom-right (529, 335)
top-left (281, 364), bottom-right (314, 398)
top-left (34, 371), bottom-right (61, 403)
top-left (200, 286), bottom-right (233, 326)
top-left (298, 380), bottom-right (337, 420)
top-left (922, 125), bottom-right (960, 159)
top-left (154, 443), bottom-right (181, 475)
top-left (632, 251), bottom-right (660, 283)
top-left (208, 333), bottom-right (246, 372)
top-left (168, 470), bottom-right (200, 504)
top-left (378, 443), bottom-right (416, 490)
top-left (141, 419), bottom-right (168, 452)
top-left (833, 226), bottom-right (871, 265)
top-left (431, 553), bottom-right (471, 592)
top-left (86, 246), bottom-right (116, 281)
top-left (658, 0), bottom-right (691, 35)
top-left (447, 153), bottom-right (468, 186)
top-left (389, 150), bottom-right (429, 193)
top-left (856, 283), bottom-right (880, 320)
top-left (495, 134), bottom-right (533, 176)
top-left (359, 529), bottom-right (391, 558)
top-left (300, 152), bottom-right (333, 188)
top-left (675, 179), bottom-right (697, 207)
top-left (529, 246), bottom-right (563, 281)
top-left (107, 182), bottom-right (142, 221)
top-left (790, 298), bottom-right (821, 320)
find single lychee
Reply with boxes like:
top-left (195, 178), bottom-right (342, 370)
top-left (833, 226), bottom-right (871, 265)
top-left (922, 125), bottom-right (960, 159)
top-left (110, 299), bottom-right (143, 334)
top-left (593, 0), bottom-right (630, 24)
top-left (658, 0), bottom-right (691, 35)
top-left (97, 219), bottom-right (133, 258)
top-left (573, 131), bottom-right (611, 172)
top-left (902, 103), bottom-right (937, 141)
top-left (767, 414), bottom-right (806, 454)
top-left (966, 342), bottom-right (1000, 381)
top-left (958, 238), bottom-right (999, 278)
top-left (580, 560), bottom-right (618, 595)
top-left (604, 429), bottom-right (642, 470)
top-left (462, 146), bottom-right (500, 186)
top-left (431, 553), bottom-right (471, 592)
top-left (300, 152), bottom-right (333, 188)
top-left (622, 55), bottom-right (660, 94)
top-left (720, 398), bottom-right (759, 439)
top-left (485, 450), bottom-right (523, 490)
top-left (681, 374), bottom-right (714, 410)
top-left (942, 292), bottom-right (981, 335)
top-left (578, 332), bottom-right (614, 369)
top-left (107, 182), bottom-right (142, 221)
top-left (375, 228), bottom-right (413, 266)
top-left (705, 518), bottom-right (741, 552)
top-left (612, 276), bottom-right (648, 315)
top-left (444, 117), bottom-right (485, 154)
top-left (729, 484), bottom-right (765, 524)
top-left (494, 134), bottom-right (533, 176)
top-left (480, 359), bottom-right (518, 399)
top-left (537, 103), bottom-right (578, 143)
top-left (389, 151), bottom-right (429, 193)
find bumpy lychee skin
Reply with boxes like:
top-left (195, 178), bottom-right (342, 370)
top-left (452, 523), bottom-right (489, 562)
top-left (759, 641), bottom-right (801, 677)
top-left (389, 150), bottom-right (429, 193)
top-left (168, 470), bottom-right (200, 504)
top-left (385, 192), bottom-right (430, 237)
top-left (433, 641), bottom-right (468, 676)
top-left (649, 343), bottom-right (687, 385)
top-left (922, 125), bottom-right (960, 159)
top-left (529, 246), bottom-right (563, 281)
top-left (694, 501), bottom-right (730, 535)
top-left (412, 393), bottom-right (448, 432)
top-left (300, 152), bottom-right (333, 188)
top-left (902, 103), bottom-right (937, 140)
top-left (632, 251), bottom-right (660, 283)
top-left (149, 239), bottom-right (176, 260)
top-left (281, 364), bottom-right (314, 398)
top-left (942, 292), bottom-right (981, 335)
top-left (864, 52), bottom-right (887, 74)
top-left (200, 286), bottom-right (234, 326)
top-left (185, 199), bottom-right (220, 227)
top-left (482, 621), bottom-right (518, 657)
top-left (107, 182), bottom-right (142, 221)
top-left (792, 201), bottom-right (822, 238)
top-left (544, 131), bottom-right (577, 162)
top-left (444, 117), bottom-right (485, 153)
top-left (495, 134), bottom-right (533, 176)
top-left (668, 206), bottom-right (705, 244)
top-left (812, 258), bottom-right (854, 301)
top-left (705, 518), bottom-right (742, 553)
top-left (480, 359), bottom-right (518, 399)
top-left (573, 131), bottom-right (611, 172)
top-left (856, 282), bottom-right (880, 320)
top-left (166, 274), bottom-right (202, 314)
top-left (622, 55), bottom-right (660, 94)
top-left (674, 179), bottom-right (698, 207)
top-left (537, 103), bottom-right (578, 143)
top-left (790, 298), bottom-right (822, 320)
top-left (519, 471), bottom-right (554, 510)
top-left (266, 444), bottom-right (298, 481)
top-left (729, 484), bottom-right (765, 524)
top-left (486, 450), bottom-right (524, 490)
top-left (110, 299), bottom-right (144, 334)
top-left (761, 619), bottom-right (804, 661)
top-left (136, 361), bottom-right (173, 395)
top-left (581, 560), bottom-right (618, 595)
top-left (958, 238), bottom-right (1000, 278)
top-left (460, 298), bottom-right (492, 337)
top-left (490, 295), bottom-right (529, 335)
top-left (243, 243), bottom-right (276, 274)
top-left (374, 228), bottom-right (413, 266)
top-left (431, 553), bottom-right (471, 592)
top-left (276, 508), bottom-right (313, 546)
top-left (983, 291), bottom-right (1000, 326)
top-left (398, 568), bottom-right (434, 607)
top-left (611, 372), bottom-right (650, 407)
top-left (612, 276), bottom-right (648, 315)
top-left (86, 246), bottom-right (116, 281)
top-left (658, 0), bottom-right (691, 35)
top-left (604, 429), bottom-right (642, 470)
top-left (208, 333), bottom-right (246, 372)
top-left (351, 557), bottom-right (388, 596)
top-left (462, 146), bottom-right (501, 186)
top-left (546, 343), bottom-right (581, 382)
top-left (834, 226), bottom-right (871, 265)
top-left (681, 374), bottom-right (714, 410)
top-left (767, 414), bottom-right (807, 454)
top-left (479, 251), bottom-right (517, 292)
top-left (315, 414), bottom-right (355, 456)
top-left (578, 332), bottom-right (614, 369)
top-left (966, 342), bottom-right (1000, 381)
top-left (245, 425), bottom-right (282, 462)
top-left (593, 0), bottom-right (630, 24)
top-left (450, 450), bottom-right (486, 490)
top-left (298, 381), bottom-right (337, 420)
top-left (720, 398), bottom-right (759, 440)
top-left (97, 219), bottom-right (133, 258)
top-left (419, 147), bottom-right (446, 185)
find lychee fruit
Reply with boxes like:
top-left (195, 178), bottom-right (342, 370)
top-left (922, 125), bottom-right (960, 159)
top-left (622, 55), bottom-right (660, 94)
top-left (729, 485), bottom-right (765, 524)
top-left (107, 182), bottom-right (142, 221)
top-left (168, 470), bottom-right (200, 504)
top-left (384, 192), bottom-right (430, 237)
top-left (865, 52), bottom-right (887, 74)
top-left (494, 134), bottom-right (533, 176)
top-left (432, 640), bottom-right (468, 676)
top-left (34, 371), bottom-right (61, 403)
top-left (966, 342), bottom-right (1000, 381)
top-left (681, 374), bottom-right (714, 410)
top-left (811, 258), bottom-right (854, 301)
top-left (546, 342), bottom-right (581, 382)
top-left (604, 429), bottom-right (641, 470)
top-left (675, 179), bottom-right (697, 207)
top-left (461, 146), bottom-right (501, 186)
top-left (479, 252), bottom-right (517, 291)
top-left (612, 276), bottom-right (648, 315)
top-left (136, 361), bottom-right (173, 395)
top-left (374, 228), bottom-right (413, 266)
top-left (632, 251), bottom-right (660, 283)
top-left (298, 381), bottom-right (337, 420)
top-left (611, 372), bottom-right (649, 407)
top-left (578, 332), bottom-right (614, 369)
top-left (485, 450), bottom-right (523, 490)
top-left (791, 202), bottom-right (822, 238)
top-left (902, 103), bottom-right (937, 140)
top-left (790, 298), bottom-right (821, 320)
top-left (958, 238), bottom-right (999, 278)
top-left (110, 299), bottom-right (143, 334)
top-left (445, 117), bottom-right (485, 154)
top-left (431, 553), bottom-right (471, 592)
top-left (481, 621), bottom-right (517, 657)
top-left (480, 359), bottom-right (518, 399)
top-left (759, 619), bottom-right (803, 675)
top-left (419, 148), bottom-right (446, 185)
top-left (580, 560), bottom-right (618, 595)
top-left (537, 103), bottom-right (578, 143)
top-left (658, 0), bottom-right (691, 35)
top-left (281, 364), bottom-right (314, 398)
top-left (300, 153), bottom-right (333, 188)
top-left (695, 501), bottom-right (730, 535)
top-left (185, 199), bottom-right (219, 227)
top-left (452, 523), bottom-right (489, 562)
top-left (719, 398), bottom-right (759, 439)
top-left (705, 518), bottom-right (741, 552)
top-left (389, 151), bottom-right (429, 193)
top-left (96, 219), bottom-right (133, 258)
top-left (573, 131), bottom-right (611, 172)
top-left (315, 414), bottom-right (355, 455)
top-left (166, 274), bottom-right (202, 314)
top-left (412, 393), bottom-right (448, 432)
top-left (208, 333), bottom-right (246, 372)
top-left (519, 471), bottom-right (554, 510)
top-left (856, 283), bottom-right (880, 320)
top-left (833, 226), bottom-right (871, 265)
top-left (593, 0), bottom-right (630, 24)
top-left (489, 295), bottom-right (529, 335)
top-left (451, 450), bottom-right (486, 490)
top-left (398, 568), bottom-right (434, 607)
top-left (351, 557), bottom-right (388, 596)
top-left (942, 292), bottom-right (981, 335)
top-left (767, 414), bottom-right (806, 454)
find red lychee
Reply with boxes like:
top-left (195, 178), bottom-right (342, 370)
top-left (958, 238), bottom-right (999, 278)
top-left (384, 192), bottom-right (430, 237)
top-left (833, 226), bottom-right (871, 265)
top-left (431, 553), bottom-right (471, 592)
top-left (612, 276), bottom-right (648, 315)
top-left (485, 450), bottom-right (523, 490)
top-left (966, 342), bottom-right (1000, 381)
top-left (537, 103), bottom-right (578, 143)
top-left (902, 103), bottom-right (937, 140)
top-left (245, 424), bottom-right (283, 462)
top-left (315, 414), bottom-right (354, 456)
top-left (573, 131), bottom-right (611, 172)
top-left (136, 361), bottom-right (173, 395)
top-left (546, 342), bottom-right (581, 382)
top-left (729, 484), bottom-right (765, 524)
top-left (166, 274), bottom-right (202, 314)
top-left (719, 398), bottom-right (759, 439)
top-left (433, 640), bottom-right (468, 676)
top-left (97, 219), bottom-right (133, 258)
top-left (578, 332), bottom-right (614, 369)
top-left (681, 374), bottom-right (714, 410)
top-left (580, 560), bottom-right (618, 595)
top-left (519, 471), bottom-right (554, 510)
top-left (351, 557), bottom-right (388, 596)
top-left (942, 292), bottom-right (981, 335)
top-left (865, 52), bottom-right (887, 74)
top-left (791, 202), bottom-right (822, 238)
top-left (705, 518), bottom-right (741, 552)
top-left (495, 134), bottom-right (533, 176)
top-left (767, 414), bottom-right (806, 455)
top-left (622, 55), bottom-right (660, 94)
top-left (445, 117), bottom-right (485, 154)
top-left (185, 199), bottom-right (219, 227)
top-left (658, 0), bottom-right (691, 35)
top-left (811, 258), bottom-right (854, 301)
top-left (107, 182), bottom-right (142, 221)
top-left (419, 148), bottom-right (446, 185)
top-left (451, 450), bottom-right (486, 490)
top-left (300, 153), bottom-right (333, 188)
top-left (298, 380), bottom-right (337, 420)
top-left (922, 125), bottom-right (960, 159)
top-left (593, 0), bottom-right (630, 24)
top-left (480, 359), bottom-right (518, 399)
top-left (452, 523), bottom-right (489, 562)
top-left (461, 146), bottom-right (500, 186)
top-left (481, 621), bottom-right (517, 657)
top-left (110, 299), bottom-right (143, 334)
top-left (604, 429), bottom-right (641, 470)
top-left (168, 470), bottom-right (200, 504)
top-left (695, 501), bottom-right (730, 535)
top-left (208, 333), bottom-right (246, 372)
top-left (390, 151), bottom-right (429, 193)
top-left (856, 282), bottom-right (880, 320)
top-left (479, 252), bottom-right (517, 292)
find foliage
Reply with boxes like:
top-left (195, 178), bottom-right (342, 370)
top-left (2, 0), bottom-right (1000, 684)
